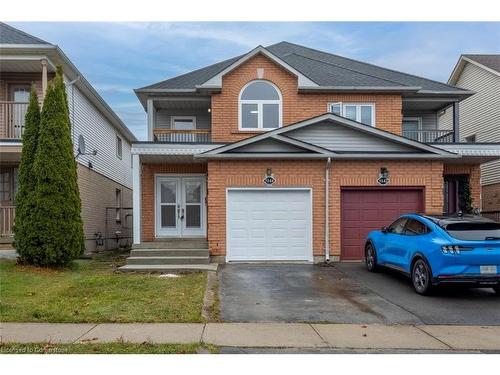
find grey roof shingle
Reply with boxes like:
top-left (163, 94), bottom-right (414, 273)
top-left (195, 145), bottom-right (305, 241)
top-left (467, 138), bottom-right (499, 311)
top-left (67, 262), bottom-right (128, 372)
top-left (463, 54), bottom-right (500, 74)
top-left (138, 41), bottom-right (466, 93)
top-left (0, 22), bottom-right (51, 45)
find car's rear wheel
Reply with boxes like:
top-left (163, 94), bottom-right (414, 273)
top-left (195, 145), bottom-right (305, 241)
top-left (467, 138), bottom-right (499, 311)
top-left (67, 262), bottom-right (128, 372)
top-left (365, 242), bottom-right (378, 272)
top-left (412, 259), bottom-right (433, 295)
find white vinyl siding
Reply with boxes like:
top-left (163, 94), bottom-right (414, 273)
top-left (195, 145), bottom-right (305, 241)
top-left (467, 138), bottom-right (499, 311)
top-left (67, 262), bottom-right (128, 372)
top-left (287, 121), bottom-right (419, 153)
top-left (441, 62), bottom-right (500, 185)
top-left (155, 108), bottom-right (211, 130)
top-left (67, 83), bottom-right (132, 189)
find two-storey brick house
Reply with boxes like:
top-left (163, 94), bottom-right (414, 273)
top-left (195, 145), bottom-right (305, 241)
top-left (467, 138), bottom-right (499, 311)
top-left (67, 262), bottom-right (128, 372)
top-left (0, 23), bottom-right (137, 251)
top-left (124, 42), bottom-right (500, 270)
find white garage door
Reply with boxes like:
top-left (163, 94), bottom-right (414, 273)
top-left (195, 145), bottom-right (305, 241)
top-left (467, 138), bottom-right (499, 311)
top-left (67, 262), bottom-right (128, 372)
top-left (226, 189), bottom-right (312, 262)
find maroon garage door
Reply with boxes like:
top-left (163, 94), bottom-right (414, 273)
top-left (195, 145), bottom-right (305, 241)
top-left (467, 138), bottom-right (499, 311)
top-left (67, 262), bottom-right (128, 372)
top-left (341, 188), bottom-right (424, 261)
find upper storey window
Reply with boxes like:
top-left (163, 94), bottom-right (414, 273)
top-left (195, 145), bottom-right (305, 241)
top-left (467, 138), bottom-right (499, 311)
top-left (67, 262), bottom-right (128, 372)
top-left (328, 102), bottom-right (376, 127)
top-left (239, 80), bottom-right (282, 131)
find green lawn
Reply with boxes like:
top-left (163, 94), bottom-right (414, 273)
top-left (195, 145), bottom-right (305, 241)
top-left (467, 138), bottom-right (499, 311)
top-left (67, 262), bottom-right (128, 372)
top-left (0, 342), bottom-right (218, 354)
top-left (0, 251), bottom-right (207, 323)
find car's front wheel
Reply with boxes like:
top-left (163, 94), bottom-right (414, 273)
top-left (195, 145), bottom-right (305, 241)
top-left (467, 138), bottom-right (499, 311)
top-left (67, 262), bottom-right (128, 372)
top-left (412, 259), bottom-right (433, 295)
top-left (365, 242), bottom-right (378, 272)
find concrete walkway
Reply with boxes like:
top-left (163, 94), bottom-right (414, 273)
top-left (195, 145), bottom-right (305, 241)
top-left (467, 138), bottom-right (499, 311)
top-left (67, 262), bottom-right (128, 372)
top-left (1, 323), bottom-right (500, 351)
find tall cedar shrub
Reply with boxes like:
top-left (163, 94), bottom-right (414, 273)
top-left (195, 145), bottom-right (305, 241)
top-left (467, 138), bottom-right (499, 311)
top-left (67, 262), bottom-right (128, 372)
top-left (13, 87), bottom-right (41, 262)
top-left (30, 69), bottom-right (84, 266)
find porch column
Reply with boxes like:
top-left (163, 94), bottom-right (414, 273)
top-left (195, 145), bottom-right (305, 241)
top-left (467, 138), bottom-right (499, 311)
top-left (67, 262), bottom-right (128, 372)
top-left (453, 102), bottom-right (460, 142)
top-left (132, 154), bottom-right (141, 245)
top-left (41, 59), bottom-right (48, 100)
top-left (147, 99), bottom-right (155, 141)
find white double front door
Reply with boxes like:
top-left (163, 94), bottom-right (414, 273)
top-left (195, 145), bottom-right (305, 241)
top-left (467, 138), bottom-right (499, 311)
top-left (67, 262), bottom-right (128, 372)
top-left (156, 176), bottom-right (206, 237)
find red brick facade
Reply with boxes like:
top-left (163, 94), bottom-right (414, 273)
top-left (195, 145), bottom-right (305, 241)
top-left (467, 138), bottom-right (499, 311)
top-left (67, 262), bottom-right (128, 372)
top-left (138, 52), bottom-right (485, 261)
top-left (482, 183), bottom-right (500, 212)
top-left (206, 159), bottom-right (445, 258)
top-left (211, 54), bottom-right (403, 142)
top-left (443, 164), bottom-right (481, 210)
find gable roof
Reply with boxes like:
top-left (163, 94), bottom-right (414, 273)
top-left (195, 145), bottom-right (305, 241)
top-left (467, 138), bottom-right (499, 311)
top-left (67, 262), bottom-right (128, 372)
top-left (0, 22), bottom-right (51, 45)
top-left (137, 41), bottom-right (470, 96)
top-left (463, 55), bottom-right (500, 74)
top-left (197, 113), bottom-right (458, 160)
top-left (449, 54), bottom-right (500, 84)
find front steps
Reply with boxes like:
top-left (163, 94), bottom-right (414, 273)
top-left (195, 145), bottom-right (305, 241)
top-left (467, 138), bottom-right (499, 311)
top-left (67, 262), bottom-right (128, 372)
top-left (119, 239), bottom-right (217, 273)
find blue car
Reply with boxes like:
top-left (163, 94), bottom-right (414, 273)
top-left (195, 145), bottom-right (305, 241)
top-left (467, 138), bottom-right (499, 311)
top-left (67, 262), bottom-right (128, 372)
top-left (365, 214), bottom-right (500, 295)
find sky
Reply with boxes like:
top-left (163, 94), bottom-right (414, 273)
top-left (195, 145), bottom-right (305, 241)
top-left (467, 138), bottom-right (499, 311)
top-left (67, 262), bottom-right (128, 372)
top-left (11, 22), bottom-right (500, 140)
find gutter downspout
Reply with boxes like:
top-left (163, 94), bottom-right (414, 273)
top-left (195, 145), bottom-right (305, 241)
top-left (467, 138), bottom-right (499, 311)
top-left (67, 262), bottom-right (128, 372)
top-left (324, 157), bottom-right (332, 263)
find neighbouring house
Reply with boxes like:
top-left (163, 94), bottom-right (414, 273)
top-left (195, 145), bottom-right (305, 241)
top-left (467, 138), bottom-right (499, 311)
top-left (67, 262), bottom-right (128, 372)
top-left (439, 54), bottom-right (500, 222)
top-left (123, 41), bottom-right (500, 270)
top-left (0, 23), bottom-right (137, 252)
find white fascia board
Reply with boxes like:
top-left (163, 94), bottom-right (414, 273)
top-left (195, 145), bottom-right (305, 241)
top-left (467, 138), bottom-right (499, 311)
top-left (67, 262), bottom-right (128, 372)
top-left (0, 141), bottom-right (22, 147)
top-left (132, 143), bottom-right (225, 155)
top-left (198, 153), bottom-right (459, 160)
top-left (199, 46), bottom-right (319, 89)
top-left (462, 56), bottom-right (500, 78)
top-left (0, 44), bottom-right (55, 49)
top-left (449, 56), bottom-right (500, 85)
top-left (0, 54), bottom-right (57, 70)
top-left (435, 143), bottom-right (500, 156)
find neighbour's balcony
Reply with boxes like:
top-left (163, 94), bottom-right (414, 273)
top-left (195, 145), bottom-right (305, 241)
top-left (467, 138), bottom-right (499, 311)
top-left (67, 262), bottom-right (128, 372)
top-left (402, 129), bottom-right (455, 144)
top-left (0, 206), bottom-right (16, 237)
top-left (153, 129), bottom-right (211, 143)
top-left (0, 101), bottom-right (28, 139)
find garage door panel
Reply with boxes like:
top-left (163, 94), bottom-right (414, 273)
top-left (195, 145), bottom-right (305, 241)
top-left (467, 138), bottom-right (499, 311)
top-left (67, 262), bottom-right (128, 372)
top-left (341, 189), bottom-right (423, 261)
top-left (227, 189), bottom-right (312, 262)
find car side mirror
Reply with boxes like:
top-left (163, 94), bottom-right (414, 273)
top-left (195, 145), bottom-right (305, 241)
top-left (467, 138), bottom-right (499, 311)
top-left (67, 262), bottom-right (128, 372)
top-left (381, 226), bottom-right (389, 234)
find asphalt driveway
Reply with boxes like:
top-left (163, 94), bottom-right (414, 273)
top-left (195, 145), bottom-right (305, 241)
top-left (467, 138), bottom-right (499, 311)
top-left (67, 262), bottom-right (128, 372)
top-left (219, 263), bottom-right (499, 325)
top-left (336, 262), bottom-right (500, 326)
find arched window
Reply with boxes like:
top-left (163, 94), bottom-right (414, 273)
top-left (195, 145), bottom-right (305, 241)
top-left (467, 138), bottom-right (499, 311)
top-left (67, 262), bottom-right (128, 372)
top-left (239, 80), bottom-right (282, 130)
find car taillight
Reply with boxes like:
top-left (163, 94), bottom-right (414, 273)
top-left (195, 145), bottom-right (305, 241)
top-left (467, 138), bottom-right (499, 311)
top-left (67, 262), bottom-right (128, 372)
top-left (441, 245), bottom-right (461, 254)
top-left (441, 245), bottom-right (473, 254)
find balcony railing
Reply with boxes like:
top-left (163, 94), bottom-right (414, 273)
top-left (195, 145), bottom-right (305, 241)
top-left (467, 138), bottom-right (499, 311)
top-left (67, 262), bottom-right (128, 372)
top-left (153, 129), bottom-right (211, 143)
top-left (403, 129), bottom-right (454, 144)
top-left (0, 206), bottom-right (16, 237)
top-left (0, 101), bottom-right (29, 139)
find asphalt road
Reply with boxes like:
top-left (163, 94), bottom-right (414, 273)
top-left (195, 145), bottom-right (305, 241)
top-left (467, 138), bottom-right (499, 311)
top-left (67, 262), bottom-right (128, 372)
top-left (219, 263), bottom-right (500, 325)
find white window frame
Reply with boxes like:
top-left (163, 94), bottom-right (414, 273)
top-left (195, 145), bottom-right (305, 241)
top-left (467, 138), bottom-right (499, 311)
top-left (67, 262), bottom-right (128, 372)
top-left (238, 80), bottom-right (283, 131)
top-left (171, 116), bottom-right (197, 130)
top-left (327, 102), bottom-right (376, 127)
top-left (116, 135), bottom-right (123, 160)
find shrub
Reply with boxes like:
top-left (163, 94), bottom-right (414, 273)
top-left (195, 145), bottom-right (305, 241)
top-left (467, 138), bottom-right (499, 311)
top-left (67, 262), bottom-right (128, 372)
top-left (26, 68), bottom-right (85, 266)
top-left (14, 87), bottom-right (41, 261)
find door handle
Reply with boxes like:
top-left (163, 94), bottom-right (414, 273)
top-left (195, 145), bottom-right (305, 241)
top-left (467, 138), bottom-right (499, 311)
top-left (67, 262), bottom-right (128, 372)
top-left (180, 207), bottom-right (185, 220)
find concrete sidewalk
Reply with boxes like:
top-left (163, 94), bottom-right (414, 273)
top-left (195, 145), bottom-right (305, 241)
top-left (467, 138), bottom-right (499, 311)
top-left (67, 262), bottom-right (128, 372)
top-left (2, 323), bottom-right (500, 351)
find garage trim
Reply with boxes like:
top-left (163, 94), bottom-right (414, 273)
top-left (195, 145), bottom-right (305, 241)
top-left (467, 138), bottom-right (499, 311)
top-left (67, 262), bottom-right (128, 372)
top-left (225, 187), bottom-right (314, 263)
